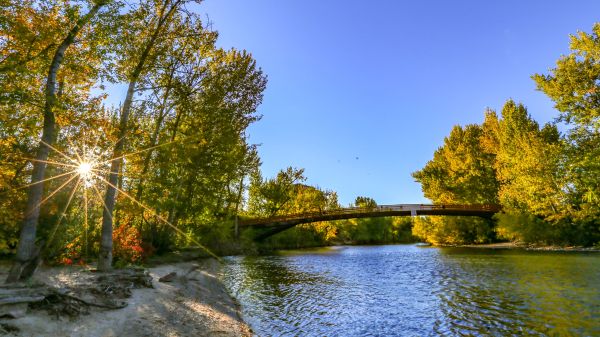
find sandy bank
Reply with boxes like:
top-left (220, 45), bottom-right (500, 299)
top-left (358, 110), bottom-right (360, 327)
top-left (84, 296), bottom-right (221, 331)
top-left (0, 259), bottom-right (251, 337)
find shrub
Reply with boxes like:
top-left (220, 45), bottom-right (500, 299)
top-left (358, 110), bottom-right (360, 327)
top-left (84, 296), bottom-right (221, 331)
top-left (113, 222), bottom-right (144, 264)
top-left (412, 216), bottom-right (494, 245)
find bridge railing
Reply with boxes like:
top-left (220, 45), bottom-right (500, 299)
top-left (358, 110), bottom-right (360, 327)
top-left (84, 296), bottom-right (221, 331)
top-left (239, 204), bottom-right (501, 226)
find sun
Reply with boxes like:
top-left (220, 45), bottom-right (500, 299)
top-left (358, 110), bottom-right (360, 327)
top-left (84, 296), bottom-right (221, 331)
top-left (77, 162), bottom-right (92, 177)
top-left (76, 161), bottom-right (95, 187)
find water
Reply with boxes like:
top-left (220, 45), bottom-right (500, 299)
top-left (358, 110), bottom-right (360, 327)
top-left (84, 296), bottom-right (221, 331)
top-left (222, 245), bottom-right (600, 337)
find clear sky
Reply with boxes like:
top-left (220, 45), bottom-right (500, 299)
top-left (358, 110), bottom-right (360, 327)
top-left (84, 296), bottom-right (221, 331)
top-left (194, 0), bottom-right (600, 206)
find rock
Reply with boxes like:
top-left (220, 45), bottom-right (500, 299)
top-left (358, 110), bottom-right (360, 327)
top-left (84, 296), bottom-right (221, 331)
top-left (159, 272), bottom-right (177, 283)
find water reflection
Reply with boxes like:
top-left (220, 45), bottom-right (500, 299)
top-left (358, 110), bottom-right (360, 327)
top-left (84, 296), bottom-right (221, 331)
top-left (223, 246), bottom-right (600, 337)
top-left (224, 255), bottom-right (341, 336)
top-left (434, 248), bottom-right (600, 336)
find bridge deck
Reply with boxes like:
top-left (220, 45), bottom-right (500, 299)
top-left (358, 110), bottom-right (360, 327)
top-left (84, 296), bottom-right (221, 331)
top-left (240, 204), bottom-right (501, 229)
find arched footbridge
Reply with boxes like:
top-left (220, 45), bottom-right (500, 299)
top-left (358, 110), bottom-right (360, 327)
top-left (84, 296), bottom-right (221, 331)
top-left (237, 204), bottom-right (501, 241)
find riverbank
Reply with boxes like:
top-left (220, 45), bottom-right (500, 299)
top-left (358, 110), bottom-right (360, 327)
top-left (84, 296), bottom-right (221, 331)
top-left (256, 241), bottom-right (600, 253)
top-left (449, 242), bottom-right (600, 251)
top-left (0, 259), bottom-right (251, 337)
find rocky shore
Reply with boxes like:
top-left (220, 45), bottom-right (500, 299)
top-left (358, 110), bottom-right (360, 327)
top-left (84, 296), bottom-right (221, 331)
top-left (0, 259), bottom-right (251, 337)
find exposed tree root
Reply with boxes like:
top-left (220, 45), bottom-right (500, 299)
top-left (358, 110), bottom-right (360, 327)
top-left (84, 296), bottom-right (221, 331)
top-left (1, 268), bottom-right (152, 319)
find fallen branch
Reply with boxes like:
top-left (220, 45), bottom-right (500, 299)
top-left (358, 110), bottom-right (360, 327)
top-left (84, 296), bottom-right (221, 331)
top-left (57, 292), bottom-right (127, 310)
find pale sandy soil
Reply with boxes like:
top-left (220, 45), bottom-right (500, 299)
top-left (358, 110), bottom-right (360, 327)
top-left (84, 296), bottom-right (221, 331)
top-left (0, 259), bottom-right (252, 337)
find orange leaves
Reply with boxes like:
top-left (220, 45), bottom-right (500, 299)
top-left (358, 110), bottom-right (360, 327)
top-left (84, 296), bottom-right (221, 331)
top-left (112, 221), bottom-right (145, 264)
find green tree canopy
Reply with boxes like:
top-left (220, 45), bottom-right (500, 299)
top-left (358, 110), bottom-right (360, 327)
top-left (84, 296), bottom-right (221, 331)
top-left (533, 23), bottom-right (600, 129)
top-left (412, 123), bottom-right (498, 205)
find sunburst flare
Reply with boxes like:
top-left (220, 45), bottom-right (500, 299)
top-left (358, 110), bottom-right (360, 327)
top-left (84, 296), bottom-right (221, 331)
top-left (17, 134), bottom-right (217, 263)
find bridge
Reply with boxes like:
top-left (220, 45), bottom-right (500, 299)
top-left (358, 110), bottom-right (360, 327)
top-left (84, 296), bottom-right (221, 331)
top-left (237, 204), bottom-right (501, 241)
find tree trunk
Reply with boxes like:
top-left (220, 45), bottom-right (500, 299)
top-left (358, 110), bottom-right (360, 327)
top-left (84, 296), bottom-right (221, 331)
top-left (97, 80), bottom-right (135, 271)
top-left (135, 68), bottom-right (175, 201)
top-left (165, 107), bottom-right (185, 225)
top-left (98, 0), bottom-right (181, 271)
top-left (6, 2), bottom-right (106, 283)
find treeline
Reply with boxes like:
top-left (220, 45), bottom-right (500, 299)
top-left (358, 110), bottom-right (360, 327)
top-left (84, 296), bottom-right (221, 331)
top-left (0, 0), bottom-right (266, 277)
top-left (412, 24), bottom-right (600, 247)
top-left (2, 1), bottom-right (598, 279)
top-left (244, 168), bottom-right (415, 250)
top-left (0, 0), bottom-right (411, 277)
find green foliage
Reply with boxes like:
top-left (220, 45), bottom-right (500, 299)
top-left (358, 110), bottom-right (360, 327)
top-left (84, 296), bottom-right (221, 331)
top-left (414, 41), bottom-right (600, 247)
top-left (494, 212), bottom-right (554, 244)
top-left (0, 0), bottom-right (118, 259)
top-left (493, 101), bottom-right (565, 217)
top-left (531, 23), bottom-right (600, 245)
top-left (533, 23), bottom-right (600, 129)
top-left (412, 99), bottom-right (587, 246)
top-left (407, 22), bottom-right (594, 247)
top-left (412, 119), bottom-right (499, 245)
top-left (353, 196), bottom-right (377, 209)
top-left (262, 224), bottom-right (331, 250)
top-left (247, 167), bottom-right (307, 217)
top-left (412, 216), bottom-right (494, 245)
top-left (338, 217), bottom-right (415, 244)
top-left (247, 176), bottom-right (416, 248)
top-left (413, 124), bottom-right (498, 204)
top-left (0, 0), bottom-right (267, 263)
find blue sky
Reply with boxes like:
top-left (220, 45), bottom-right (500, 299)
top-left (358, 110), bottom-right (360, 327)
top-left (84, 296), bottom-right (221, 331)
top-left (193, 0), bottom-right (600, 206)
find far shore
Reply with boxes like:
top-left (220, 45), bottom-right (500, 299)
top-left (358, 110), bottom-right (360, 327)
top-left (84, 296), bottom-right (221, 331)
top-left (261, 241), bottom-right (600, 252)
top-left (443, 242), bottom-right (600, 252)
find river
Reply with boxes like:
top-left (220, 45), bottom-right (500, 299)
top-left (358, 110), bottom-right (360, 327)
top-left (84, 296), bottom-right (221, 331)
top-left (222, 244), bottom-right (599, 336)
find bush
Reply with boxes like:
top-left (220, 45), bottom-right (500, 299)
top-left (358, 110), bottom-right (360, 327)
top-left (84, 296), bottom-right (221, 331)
top-left (412, 216), bottom-right (494, 245)
top-left (495, 212), bottom-right (553, 244)
top-left (113, 222), bottom-right (144, 264)
top-left (495, 212), bottom-right (600, 246)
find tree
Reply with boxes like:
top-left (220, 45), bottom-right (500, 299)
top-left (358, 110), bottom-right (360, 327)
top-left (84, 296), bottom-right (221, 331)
top-left (247, 167), bottom-right (306, 217)
top-left (252, 176), bottom-right (341, 249)
top-left (532, 23), bottom-right (600, 245)
top-left (6, 0), bottom-right (111, 283)
top-left (412, 216), bottom-right (493, 245)
top-left (142, 47), bottom-right (266, 252)
top-left (1, 0), bottom-right (269, 266)
top-left (353, 196), bottom-right (377, 209)
top-left (98, 0), bottom-right (187, 271)
top-left (493, 100), bottom-right (564, 218)
top-left (412, 123), bottom-right (498, 204)
top-left (533, 23), bottom-right (600, 130)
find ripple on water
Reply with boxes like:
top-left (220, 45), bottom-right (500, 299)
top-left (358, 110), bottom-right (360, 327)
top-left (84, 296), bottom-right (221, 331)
top-left (223, 245), bottom-right (600, 337)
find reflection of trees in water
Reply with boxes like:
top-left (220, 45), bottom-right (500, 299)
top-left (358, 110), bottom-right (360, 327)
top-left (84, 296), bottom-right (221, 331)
top-left (433, 249), bottom-right (600, 336)
top-left (222, 248), bottom-right (599, 336)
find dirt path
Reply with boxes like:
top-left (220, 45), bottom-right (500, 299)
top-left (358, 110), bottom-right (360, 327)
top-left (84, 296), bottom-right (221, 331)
top-left (0, 260), bottom-right (252, 337)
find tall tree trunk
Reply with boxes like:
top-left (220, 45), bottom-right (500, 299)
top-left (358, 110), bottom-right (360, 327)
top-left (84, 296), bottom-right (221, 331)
top-left (135, 67), bottom-right (175, 201)
top-left (98, 0), bottom-right (181, 271)
top-left (233, 176), bottom-right (244, 238)
top-left (6, 2), bottom-right (106, 283)
top-left (235, 176), bottom-right (244, 215)
top-left (98, 80), bottom-right (133, 271)
top-left (166, 108), bottom-right (185, 224)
